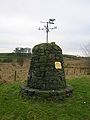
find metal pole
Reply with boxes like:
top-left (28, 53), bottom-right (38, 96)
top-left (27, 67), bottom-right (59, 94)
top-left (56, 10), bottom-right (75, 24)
top-left (39, 19), bottom-right (56, 43)
top-left (46, 22), bottom-right (48, 43)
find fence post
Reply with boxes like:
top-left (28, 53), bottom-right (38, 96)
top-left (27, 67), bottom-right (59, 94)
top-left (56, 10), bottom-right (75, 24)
top-left (14, 71), bottom-right (17, 81)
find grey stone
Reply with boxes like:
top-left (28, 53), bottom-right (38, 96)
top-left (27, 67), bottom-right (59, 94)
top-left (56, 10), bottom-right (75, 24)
top-left (21, 42), bottom-right (73, 100)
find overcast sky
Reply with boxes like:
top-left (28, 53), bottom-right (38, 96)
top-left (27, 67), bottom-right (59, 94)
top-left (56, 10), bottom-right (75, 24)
top-left (0, 0), bottom-right (90, 56)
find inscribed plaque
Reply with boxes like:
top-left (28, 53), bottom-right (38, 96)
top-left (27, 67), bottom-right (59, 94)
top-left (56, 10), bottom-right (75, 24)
top-left (55, 62), bottom-right (62, 69)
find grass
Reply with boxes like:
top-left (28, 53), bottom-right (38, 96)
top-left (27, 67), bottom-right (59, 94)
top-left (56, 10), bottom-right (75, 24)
top-left (0, 53), bottom-right (31, 63)
top-left (0, 76), bottom-right (90, 120)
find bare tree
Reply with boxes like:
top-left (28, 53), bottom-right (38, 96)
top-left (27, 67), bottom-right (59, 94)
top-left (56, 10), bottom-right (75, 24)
top-left (81, 42), bottom-right (90, 74)
top-left (82, 42), bottom-right (90, 57)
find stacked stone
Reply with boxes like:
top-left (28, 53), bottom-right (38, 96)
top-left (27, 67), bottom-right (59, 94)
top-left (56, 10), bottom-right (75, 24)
top-left (27, 42), bottom-right (66, 90)
top-left (21, 42), bottom-right (73, 100)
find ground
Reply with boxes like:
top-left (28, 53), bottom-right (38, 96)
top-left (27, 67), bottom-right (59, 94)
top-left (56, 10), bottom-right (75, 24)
top-left (0, 75), bottom-right (90, 120)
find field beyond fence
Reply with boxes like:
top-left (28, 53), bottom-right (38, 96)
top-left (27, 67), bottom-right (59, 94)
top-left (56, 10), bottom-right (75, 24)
top-left (0, 53), bottom-right (90, 83)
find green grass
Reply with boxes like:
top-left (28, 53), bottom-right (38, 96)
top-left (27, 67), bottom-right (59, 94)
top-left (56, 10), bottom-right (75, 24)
top-left (0, 76), bottom-right (90, 120)
top-left (0, 53), bottom-right (31, 63)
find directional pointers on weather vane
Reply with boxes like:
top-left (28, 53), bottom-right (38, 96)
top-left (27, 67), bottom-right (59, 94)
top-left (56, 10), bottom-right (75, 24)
top-left (38, 19), bottom-right (57, 43)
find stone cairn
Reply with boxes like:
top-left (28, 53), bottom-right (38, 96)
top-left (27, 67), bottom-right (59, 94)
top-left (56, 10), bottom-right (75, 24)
top-left (21, 42), bottom-right (73, 100)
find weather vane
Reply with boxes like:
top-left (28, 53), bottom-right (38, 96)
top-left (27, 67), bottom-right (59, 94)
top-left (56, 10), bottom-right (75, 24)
top-left (38, 19), bottom-right (57, 43)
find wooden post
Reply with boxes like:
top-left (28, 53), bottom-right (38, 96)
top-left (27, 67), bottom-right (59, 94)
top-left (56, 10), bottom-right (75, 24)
top-left (14, 71), bottom-right (17, 81)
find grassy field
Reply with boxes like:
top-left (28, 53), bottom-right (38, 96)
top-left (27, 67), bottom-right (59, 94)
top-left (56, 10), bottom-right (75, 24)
top-left (0, 53), bottom-right (89, 83)
top-left (0, 76), bottom-right (90, 120)
top-left (0, 53), bottom-right (31, 63)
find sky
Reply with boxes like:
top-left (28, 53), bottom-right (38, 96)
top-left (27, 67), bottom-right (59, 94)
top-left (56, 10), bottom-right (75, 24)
top-left (0, 0), bottom-right (90, 56)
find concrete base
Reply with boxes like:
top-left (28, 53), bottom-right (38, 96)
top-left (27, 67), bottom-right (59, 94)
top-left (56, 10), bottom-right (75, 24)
top-left (20, 85), bottom-right (73, 100)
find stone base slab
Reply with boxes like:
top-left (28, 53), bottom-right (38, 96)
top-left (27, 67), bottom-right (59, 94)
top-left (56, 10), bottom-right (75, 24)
top-left (20, 85), bottom-right (73, 100)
